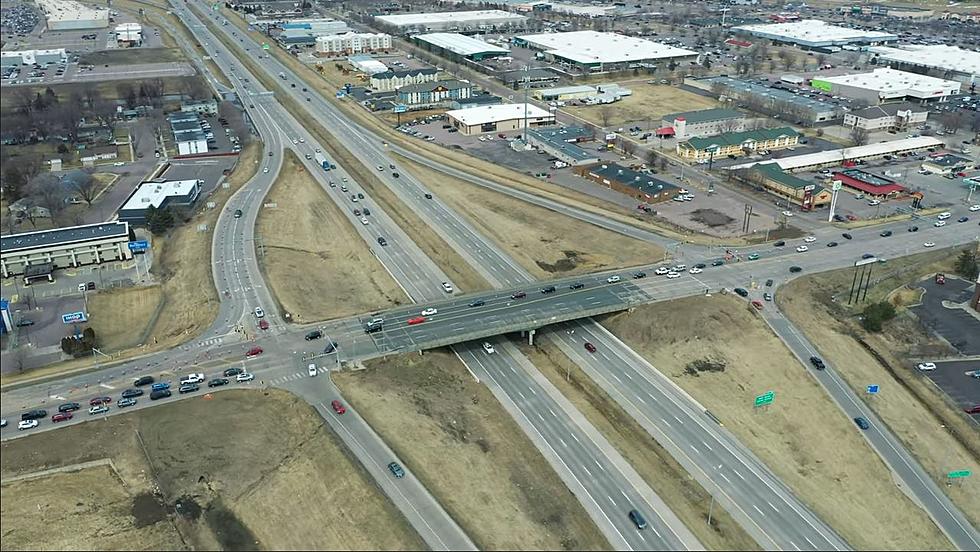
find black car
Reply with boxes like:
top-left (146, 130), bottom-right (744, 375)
top-left (809, 356), bottom-right (825, 370)
top-left (357, 193), bottom-right (364, 200)
top-left (765, 279), bottom-right (773, 287)
top-left (879, 230), bottom-right (892, 237)
top-left (908, 226), bottom-right (918, 232)
top-left (632, 272), bottom-right (647, 279)
top-left (150, 389), bottom-right (171, 400)
top-left (178, 383), bottom-right (199, 394)
top-left (833, 214), bottom-right (846, 222)
top-left (58, 402), bottom-right (80, 413)
top-left (234, 209), bottom-right (243, 218)
top-left (223, 367), bottom-right (244, 377)
top-left (423, 193), bottom-right (432, 199)
top-left (305, 330), bottom-right (323, 341)
top-left (789, 266), bottom-right (803, 273)
top-left (853, 417), bottom-right (870, 430)
top-left (958, 216), bottom-right (969, 223)
top-left (363, 208), bottom-right (371, 216)
top-left (21, 409), bottom-right (47, 421)
top-left (121, 388), bottom-right (143, 398)
top-left (569, 282), bottom-right (585, 290)
top-left (392, 172), bottom-right (399, 178)
top-left (693, 263), bottom-right (706, 269)
top-left (208, 378), bottom-right (230, 388)
top-left (861, 253), bottom-right (875, 259)
top-left (323, 341), bottom-right (337, 354)
top-left (711, 259), bottom-right (724, 266)
top-left (629, 509), bottom-right (648, 530)
top-left (842, 233), bottom-right (853, 240)
top-left (134, 375), bottom-right (155, 387)
top-left (773, 240), bottom-right (786, 247)
top-left (15, 318), bottom-right (34, 327)
top-left (827, 241), bottom-right (838, 247)
top-left (377, 237), bottom-right (388, 246)
top-left (468, 299), bottom-right (485, 307)
top-left (733, 288), bottom-right (749, 297)
top-left (541, 285), bottom-right (556, 294)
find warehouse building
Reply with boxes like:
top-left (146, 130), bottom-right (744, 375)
top-left (576, 163), bottom-right (681, 203)
top-left (375, 10), bottom-right (527, 33)
top-left (743, 163), bottom-right (832, 209)
top-left (118, 180), bottom-right (202, 224)
top-left (0, 222), bottom-right (134, 278)
top-left (370, 68), bottom-right (438, 92)
top-left (114, 22), bottom-right (142, 46)
top-left (280, 18), bottom-right (349, 34)
top-left (842, 103), bottom-right (929, 131)
top-left (869, 45), bottom-right (980, 85)
top-left (0, 48), bottom-right (68, 67)
top-left (811, 68), bottom-right (959, 104)
top-left (349, 54), bottom-right (389, 75)
top-left (687, 76), bottom-right (846, 124)
top-left (677, 127), bottom-right (800, 161)
top-left (277, 28), bottom-right (317, 47)
top-left (516, 31), bottom-right (697, 72)
top-left (728, 136), bottom-right (945, 172)
top-left (396, 80), bottom-right (473, 107)
top-left (532, 85), bottom-right (596, 102)
top-left (525, 128), bottom-right (598, 166)
top-left (446, 103), bottom-right (555, 135)
top-left (414, 33), bottom-right (509, 62)
top-left (450, 93), bottom-right (501, 109)
top-left (732, 20), bottom-right (896, 49)
top-left (316, 32), bottom-right (392, 55)
top-left (500, 67), bottom-right (560, 88)
top-left (659, 108), bottom-right (749, 140)
top-left (38, 0), bottom-right (109, 30)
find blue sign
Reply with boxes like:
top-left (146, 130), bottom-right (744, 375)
top-left (867, 384), bottom-right (879, 394)
top-left (128, 240), bottom-right (149, 252)
top-left (393, 104), bottom-right (408, 114)
top-left (62, 311), bottom-right (88, 324)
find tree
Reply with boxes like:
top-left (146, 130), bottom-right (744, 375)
top-left (954, 249), bottom-right (979, 280)
top-left (861, 301), bottom-right (896, 332)
top-left (145, 205), bottom-right (175, 235)
top-left (849, 126), bottom-right (870, 146)
top-left (28, 173), bottom-right (66, 223)
top-left (702, 56), bottom-right (712, 71)
top-left (940, 111), bottom-right (965, 134)
top-left (66, 171), bottom-right (100, 206)
top-left (1, 165), bottom-right (28, 201)
top-left (599, 105), bottom-right (614, 127)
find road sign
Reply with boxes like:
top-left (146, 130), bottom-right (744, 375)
top-left (832, 180), bottom-right (842, 191)
top-left (128, 240), bottom-right (149, 252)
top-left (262, 43), bottom-right (270, 50)
top-left (62, 311), bottom-right (88, 324)
top-left (867, 384), bottom-right (879, 394)
top-left (393, 104), bottom-right (408, 114)
top-left (754, 391), bottom-right (774, 407)
top-left (947, 470), bottom-right (972, 479)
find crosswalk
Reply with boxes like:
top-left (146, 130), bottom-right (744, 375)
top-left (267, 365), bottom-right (333, 385)
top-left (198, 337), bottom-right (224, 348)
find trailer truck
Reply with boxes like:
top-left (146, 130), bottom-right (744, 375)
top-left (314, 152), bottom-right (330, 171)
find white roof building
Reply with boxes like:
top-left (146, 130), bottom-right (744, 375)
top-left (447, 103), bottom-right (552, 125)
top-left (814, 68), bottom-right (960, 102)
top-left (729, 136), bottom-right (944, 172)
top-left (120, 180), bottom-right (202, 211)
top-left (415, 33), bottom-right (509, 59)
top-left (38, 0), bottom-right (109, 30)
top-left (115, 22), bottom-right (142, 42)
top-left (375, 10), bottom-right (527, 32)
top-left (869, 45), bottom-right (980, 84)
top-left (0, 48), bottom-right (68, 66)
top-left (518, 31), bottom-right (697, 69)
top-left (733, 20), bottom-right (897, 48)
top-left (347, 54), bottom-right (389, 75)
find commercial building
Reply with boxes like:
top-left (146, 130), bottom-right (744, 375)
top-left (832, 169), bottom-right (906, 197)
top-left (370, 68), bottom-right (439, 92)
top-left (118, 180), bottom-right (203, 224)
top-left (277, 28), bottom-right (317, 47)
top-left (500, 67), bottom-right (559, 88)
top-left (856, 4), bottom-right (933, 19)
top-left (0, 48), bottom-right (68, 67)
top-left (114, 23), bottom-right (142, 46)
top-left (0, 222), bottom-right (134, 278)
top-left (732, 20), bottom-right (896, 49)
top-left (576, 163), bottom-right (681, 203)
top-left (743, 163), bottom-right (832, 209)
top-left (445, 103), bottom-right (555, 135)
top-left (38, 0), bottom-right (108, 30)
top-left (525, 128), bottom-right (599, 166)
top-left (181, 99), bottom-right (219, 116)
top-left (414, 33), bottom-right (509, 61)
top-left (686, 76), bottom-right (845, 124)
top-left (450, 93), bottom-right (501, 109)
top-left (728, 136), bottom-right (945, 172)
top-left (348, 54), bottom-right (389, 75)
top-left (811, 68), bottom-right (959, 104)
top-left (920, 153), bottom-right (973, 175)
top-left (659, 108), bottom-right (749, 140)
top-left (843, 103), bottom-right (929, 131)
top-left (316, 32), bottom-right (392, 55)
top-left (532, 85), bottom-right (596, 102)
top-left (677, 127), bottom-right (801, 161)
top-left (280, 18), bottom-right (349, 34)
top-left (869, 45), bottom-right (980, 85)
top-left (169, 112), bottom-right (209, 156)
top-left (375, 10), bottom-right (527, 33)
top-left (516, 31), bottom-right (697, 72)
top-left (396, 80), bottom-right (473, 107)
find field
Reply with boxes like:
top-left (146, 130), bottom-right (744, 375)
top-left (0, 77), bottom-right (206, 114)
top-left (334, 350), bottom-right (609, 551)
top-left (564, 83), bottom-right (720, 128)
top-left (600, 294), bottom-right (951, 550)
top-left (86, 286), bottom-right (165, 352)
top-left (255, 151), bottom-right (407, 323)
top-left (398, 156), bottom-right (666, 278)
top-left (0, 389), bottom-right (423, 550)
top-left (517, 340), bottom-right (759, 551)
top-left (778, 246), bottom-right (980, 529)
top-left (79, 47), bottom-right (185, 66)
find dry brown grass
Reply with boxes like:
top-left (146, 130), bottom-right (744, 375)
top-left (600, 294), bottom-right (951, 550)
top-left (255, 151), bottom-right (407, 322)
top-left (334, 350), bottom-right (610, 551)
top-left (565, 84), bottom-right (720, 128)
top-left (398, 156), bottom-right (665, 278)
top-left (0, 389), bottom-right (422, 550)
top-left (86, 286), bottom-right (164, 352)
top-left (778, 246), bottom-right (980, 530)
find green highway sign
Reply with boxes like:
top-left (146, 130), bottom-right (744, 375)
top-left (262, 43), bottom-right (270, 50)
top-left (947, 470), bottom-right (972, 479)
top-left (754, 391), bottom-right (774, 407)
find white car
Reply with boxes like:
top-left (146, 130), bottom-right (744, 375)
top-left (781, 210), bottom-right (794, 217)
top-left (934, 221), bottom-right (946, 227)
top-left (254, 307), bottom-right (265, 318)
top-left (654, 267), bottom-right (669, 275)
top-left (483, 342), bottom-right (495, 355)
top-left (263, 167), bottom-right (269, 173)
top-left (299, 138), bottom-right (305, 143)
top-left (867, 199), bottom-right (880, 206)
top-left (689, 267), bottom-right (703, 274)
top-left (421, 308), bottom-right (438, 316)
top-left (18, 419), bottom-right (38, 430)
top-left (672, 264), bottom-right (686, 271)
top-left (916, 362), bottom-right (936, 371)
top-left (803, 236), bottom-right (816, 243)
top-left (89, 405), bottom-right (109, 415)
top-left (923, 242), bottom-right (936, 248)
top-left (113, 161), bottom-right (125, 166)
top-left (180, 373), bottom-right (206, 385)
top-left (360, 217), bottom-right (369, 225)
top-left (292, 139), bottom-right (298, 144)
top-left (666, 272), bottom-right (680, 279)
top-left (377, 165), bottom-right (384, 171)
top-left (237, 372), bottom-right (254, 382)
top-left (308, 363), bottom-right (318, 377)
top-left (970, 204), bottom-right (980, 212)
top-left (607, 275), bottom-right (621, 283)
top-left (441, 281), bottom-right (454, 293)
top-left (796, 245), bottom-right (809, 252)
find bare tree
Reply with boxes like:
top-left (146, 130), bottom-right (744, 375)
top-left (599, 105), bottom-right (614, 127)
top-left (66, 171), bottom-right (100, 206)
top-left (79, 82), bottom-right (102, 109)
top-left (28, 174), bottom-right (66, 223)
top-left (941, 111), bottom-right (965, 134)
top-left (849, 126), bottom-right (870, 146)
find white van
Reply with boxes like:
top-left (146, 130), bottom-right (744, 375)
top-left (937, 212), bottom-right (952, 220)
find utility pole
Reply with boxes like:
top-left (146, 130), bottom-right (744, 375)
top-left (522, 64), bottom-right (530, 142)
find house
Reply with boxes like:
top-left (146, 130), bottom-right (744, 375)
top-left (181, 99), bottom-right (219, 116)
top-left (78, 145), bottom-right (118, 165)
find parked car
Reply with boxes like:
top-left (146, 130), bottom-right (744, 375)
top-left (305, 330), bottom-right (322, 340)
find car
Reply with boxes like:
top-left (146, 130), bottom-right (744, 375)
top-left (353, 208), bottom-right (361, 217)
top-left (15, 318), bottom-right (34, 327)
top-left (483, 342), bottom-right (495, 354)
top-left (853, 417), bottom-right (870, 430)
top-left (632, 272), bottom-right (647, 279)
top-left (908, 226), bottom-right (918, 232)
top-left (671, 264), bottom-right (687, 272)
top-left (357, 193), bottom-right (364, 200)
top-left (666, 271), bottom-right (680, 279)
top-left (826, 241), bottom-right (838, 247)
top-left (263, 167), bottom-right (269, 173)
top-left (52, 412), bottom-right (73, 423)
top-left (781, 210), bottom-right (794, 217)
top-left (765, 279), bottom-right (773, 287)
top-left (151, 382), bottom-right (171, 391)
top-left (733, 288), bottom-right (749, 297)
top-left (407, 316), bottom-right (426, 325)
top-left (773, 241), bottom-right (786, 247)
top-left (234, 209), bottom-right (243, 218)
top-left (308, 363), bottom-right (318, 377)
top-left (377, 237), bottom-right (388, 246)
top-left (392, 172), bottom-right (399, 178)
top-left (208, 378), bottom-right (230, 388)
top-left (584, 342), bottom-right (597, 353)
top-left (763, 292), bottom-right (773, 301)
top-left (511, 291), bottom-right (527, 299)
top-left (180, 373), bottom-right (205, 385)
top-left (469, 299), bottom-right (485, 307)
top-left (803, 236), bottom-right (816, 243)
top-left (629, 509), bottom-right (648, 530)
top-left (424, 193), bottom-right (433, 199)
top-left (246, 346), bottom-right (263, 357)
top-left (965, 405), bottom-right (980, 415)
top-left (842, 233), bottom-right (853, 240)
top-left (923, 242), bottom-right (936, 248)
top-left (747, 253), bottom-right (760, 261)
top-left (441, 281), bottom-right (454, 293)
top-left (351, 195), bottom-right (358, 203)
top-left (179, 383), bottom-right (199, 394)
top-left (540, 285), bottom-right (557, 294)
top-left (89, 396), bottom-right (112, 406)
top-left (958, 216), bottom-right (969, 223)
top-left (121, 388), bottom-right (143, 398)
top-left (809, 356), bottom-right (825, 370)
top-left (388, 462), bottom-right (405, 478)
top-left (880, 230), bottom-right (892, 237)
top-left (236, 372), bottom-right (254, 382)
top-left (935, 221), bottom-right (946, 227)
top-left (117, 398), bottom-right (137, 408)
top-left (322, 341), bottom-right (337, 354)
top-left (789, 266), bottom-right (802, 273)
top-left (569, 282), bottom-right (585, 290)
top-left (796, 245), bottom-right (808, 252)
top-left (607, 275), bottom-right (621, 283)
top-left (421, 307), bottom-right (438, 316)
top-left (134, 375), bottom-right (154, 387)
top-left (867, 199), bottom-right (880, 206)
top-left (331, 400), bottom-right (346, 414)
top-left (689, 267), bottom-right (703, 274)
top-left (655, 267), bottom-right (669, 275)
top-left (254, 307), bottom-right (265, 318)
top-left (711, 260), bottom-right (724, 267)
top-left (305, 330), bottom-right (323, 341)
top-left (970, 205), bottom-right (980, 212)
top-left (18, 419), bottom-right (38, 430)
top-left (363, 208), bottom-right (371, 216)
top-left (150, 389), bottom-right (171, 400)
top-left (916, 362), bottom-right (936, 371)
top-left (861, 253), bottom-right (875, 260)
top-left (360, 217), bottom-right (369, 225)
top-left (89, 405), bottom-right (109, 415)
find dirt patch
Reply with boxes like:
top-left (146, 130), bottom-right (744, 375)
top-left (255, 151), bottom-right (407, 323)
top-left (334, 350), bottom-right (609, 551)
top-left (519, 339), bottom-right (759, 551)
top-left (599, 295), bottom-right (952, 550)
top-left (778, 246), bottom-right (980, 530)
top-left (689, 208), bottom-right (735, 228)
top-left (1, 389), bottom-right (422, 550)
top-left (398, 156), bottom-right (665, 279)
top-left (565, 84), bottom-right (720, 128)
top-left (79, 47), bottom-right (185, 65)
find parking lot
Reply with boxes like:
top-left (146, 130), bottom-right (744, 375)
top-left (922, 359), bottom-right (980, 416)
top-left (911, 276), bottom-right (980, 357)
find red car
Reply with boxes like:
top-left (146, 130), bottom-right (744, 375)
top-left (584, 342), bottom-right (597, 353)
top-left (258, 319), bottom-right (270, 330)
top-left (751, 300), bottom-right (763, 310)
top-left (89, 396), bottom-right (112, 406)
top-left (331, 400), bottom-right (346, 415)
top-left (965, 405), bottom-right (980, 415)
top-left (246, 346), bottom-right (263, 357)
top-left (52, 412), bottom-right (73, 423)
top-left (407, 316), bottom-right (427, 325)
top-left (511, 291), bottom-right (527, 299)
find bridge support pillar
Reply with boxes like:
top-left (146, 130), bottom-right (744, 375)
top-left (527, 329), bottom-right (535, 346)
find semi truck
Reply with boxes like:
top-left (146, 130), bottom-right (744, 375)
top-left (314, 152), bottom-right (330, 171)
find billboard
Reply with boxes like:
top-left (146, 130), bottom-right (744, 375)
top-left (810, 79), bottom-right (832, 92)
top-left (62, 311), bottom-right (88, 324)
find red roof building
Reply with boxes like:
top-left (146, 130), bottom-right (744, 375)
top-left (832, 169), bottom-right (906, 196)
